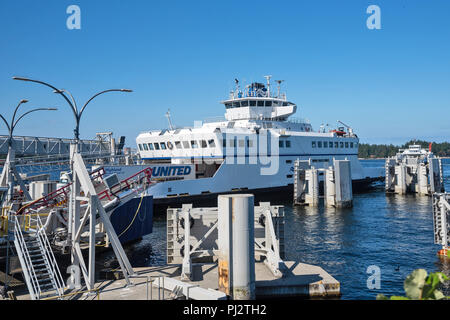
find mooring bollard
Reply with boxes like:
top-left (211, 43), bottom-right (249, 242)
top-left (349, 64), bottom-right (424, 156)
top-left (218, 194), bottom-right (256, 300)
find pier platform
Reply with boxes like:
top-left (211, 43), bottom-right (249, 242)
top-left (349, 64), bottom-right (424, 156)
top-left (13, 261), bottom-right (339, 300)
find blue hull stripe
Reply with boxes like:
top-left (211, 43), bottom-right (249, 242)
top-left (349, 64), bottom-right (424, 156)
top-left (142, 153), bottom-right (358, 160)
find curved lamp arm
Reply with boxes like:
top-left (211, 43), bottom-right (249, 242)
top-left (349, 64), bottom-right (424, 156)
top-left (11, 99), bottom-right (29, 129)
top-left (55, 89), bottom-right (78, 113)
top-left (79, 89), bottom-right (132, 118)
top-left (13, 77), bottom-right (78, 120)
top-left (0, 114), bottom-right (11, 134)
top-left (12, 108), bottom-right (58, 132)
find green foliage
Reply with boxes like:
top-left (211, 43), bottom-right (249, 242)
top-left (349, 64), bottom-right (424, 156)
top-left (359, 140), bottom-right (450, 158)
top-left (376, 269), bottom-right (449, 300)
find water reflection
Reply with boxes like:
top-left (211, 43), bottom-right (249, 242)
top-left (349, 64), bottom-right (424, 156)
top-left (127, 158), bottom-right (450, 299)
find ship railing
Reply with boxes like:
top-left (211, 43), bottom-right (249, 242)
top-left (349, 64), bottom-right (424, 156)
top-left (203, 116), bottom-right (227, 123)
top-left (286, 117), bottom-right (310, 124)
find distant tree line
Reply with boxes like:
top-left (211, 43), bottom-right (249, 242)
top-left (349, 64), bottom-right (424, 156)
top-left (358, 140), bottom-right (450, 158)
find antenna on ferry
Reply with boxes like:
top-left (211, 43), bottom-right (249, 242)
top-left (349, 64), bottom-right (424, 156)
top-left (264, 75), bottom-right (272, 97)
top-left (275, 80), bottom-right (284, 98)
top-left (234, 78), bottom-right (240, 98)
top-left (165, 108), bottom-right (174, 130)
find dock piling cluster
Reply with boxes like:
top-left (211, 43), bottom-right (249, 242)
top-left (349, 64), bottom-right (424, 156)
top-left (385, 145), bottom-right (444, 195)
top-left (294, 158), bottom-right (353, 208)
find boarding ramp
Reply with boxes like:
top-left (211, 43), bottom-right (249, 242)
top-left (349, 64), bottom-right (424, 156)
top-left (16, 166), bottom-right (153, 216)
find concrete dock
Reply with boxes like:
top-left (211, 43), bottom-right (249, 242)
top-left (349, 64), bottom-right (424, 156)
top-left (12, 261), bottom-right (340, 300)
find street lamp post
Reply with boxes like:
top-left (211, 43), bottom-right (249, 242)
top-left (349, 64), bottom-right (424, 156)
top-left (12, 77), bottom-right (132, 142)
top-left (0, 101), bottom-right (57, 204)
top-left (12, 77), bottom-right (134, 282)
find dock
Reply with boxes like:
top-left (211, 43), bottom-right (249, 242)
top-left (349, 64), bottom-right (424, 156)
top-left (13, 262), bottom-right (340, 300)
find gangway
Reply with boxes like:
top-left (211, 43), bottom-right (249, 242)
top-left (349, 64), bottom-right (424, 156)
top-left (17, 167), bottom-right (107, 215)
top-left (17, 166), bottom-right (153, 215)
top-left (97, 167), bottom-right (153, 201)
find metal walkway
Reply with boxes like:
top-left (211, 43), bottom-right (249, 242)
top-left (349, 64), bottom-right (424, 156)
top-left (10, 214), bottom-right (65, 300)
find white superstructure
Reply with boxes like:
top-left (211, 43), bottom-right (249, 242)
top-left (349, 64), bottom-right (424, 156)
top-left (136, 76), bottom-right (384, 204)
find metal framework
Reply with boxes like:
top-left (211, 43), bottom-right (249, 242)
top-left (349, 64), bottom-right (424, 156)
top-left (0, 134), bottom-right (115, 157)
top-left (68, 145), bottom-right (135, 290)
top-left (166, 202), bottom-right (285, 280)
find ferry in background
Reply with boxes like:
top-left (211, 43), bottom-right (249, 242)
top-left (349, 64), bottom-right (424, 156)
top-left (133, 76), bottom-right (384, 206)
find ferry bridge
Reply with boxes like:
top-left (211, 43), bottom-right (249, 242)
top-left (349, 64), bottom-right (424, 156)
top-left (0, 132), bottom-right (125, 158)
top-left (0, 132), bottom-right (131, 176)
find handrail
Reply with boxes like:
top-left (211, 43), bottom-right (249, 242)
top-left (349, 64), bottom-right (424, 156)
top-left (98, 167), bottom-right (152, 201)
top-left (35, 214), bottom-right (65, 297)
top-left (17, 167), bottom-right (106, 215)
top-left (11, 215), bottom-right (41, 299)
top-left (40, 288), bottom-right (100, 300)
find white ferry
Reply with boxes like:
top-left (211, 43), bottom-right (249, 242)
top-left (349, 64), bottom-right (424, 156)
top-left (135, 76), bottom-right (384, 205)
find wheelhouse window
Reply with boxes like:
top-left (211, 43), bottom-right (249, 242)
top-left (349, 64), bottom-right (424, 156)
top-left (350, 142), bottom-right (354, 148)
top-left (241, 100), bottom-right (249, 107)
top-left (160, 142), bottom-right (167, 150)
top-left (191, 140), bottom-right (198, 148)
top-left (200, 140), bottom-right (207, 148)
top-left (323, 141), bottom-right (328, 148)
top-left (249, 100), bottom-right (256, 107)
top-left (154, 143), bottom-right (160, 150)
top-left (265, 101), bottom-right (272, 107)
top-left (232, 101), bottom-right (240, 108)
top-left (148, 143), bottom-right (154, 150)
top-left (345, 142), bottom-right (349, 148)
top-left (312, 141), bottom-right (316, 148)
top-left (340, 142), bottom-right (344, 148)
top-left (208, 139), bottom-right (216, 147)
top-left (286, 140), bottom-right (291, 148)
top-left (175, 141), bottom-right (182, 149)
top-left (335, 142), bottom-right (339, 148)
top-left (279, 140), bottom-right (284, 148)
top-left (318, 141), bottom-right (322, 148)
top-left (143, 143), bottom-right (148, 151)
top-left (138, 144), bottom-right (143, 151)
top-left (329, 141), bottom-right (333, 148)
top-left (182, 141), bottom-right (190, 148)
top-left (257, 100), bottom-right (264, 107)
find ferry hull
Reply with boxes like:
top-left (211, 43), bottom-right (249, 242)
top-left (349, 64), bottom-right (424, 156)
top-left (152, 176), bottom-right (384, 212)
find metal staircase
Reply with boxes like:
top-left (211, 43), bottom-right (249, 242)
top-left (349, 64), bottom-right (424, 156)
top-left (10, 214), bottom-right (65, 300)
top-left (433, 193), bottom-right (450, 249)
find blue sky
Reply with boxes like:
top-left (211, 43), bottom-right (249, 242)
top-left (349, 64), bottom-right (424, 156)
top-left (0, 0), bottom-right (449, 145)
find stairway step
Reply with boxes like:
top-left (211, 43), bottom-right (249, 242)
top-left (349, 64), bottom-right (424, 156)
top-left (38, 279), bottom-right (53, 285)
top-left (36, 273), bottom-right (51, 279)
top-left (40, 283), bottom-right (55, 290)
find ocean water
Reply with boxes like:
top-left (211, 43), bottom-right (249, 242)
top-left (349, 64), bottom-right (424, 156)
top-left (13, 158), bottom-right (449, 299)
top-left (130, 158), bottom-right (450, 300)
